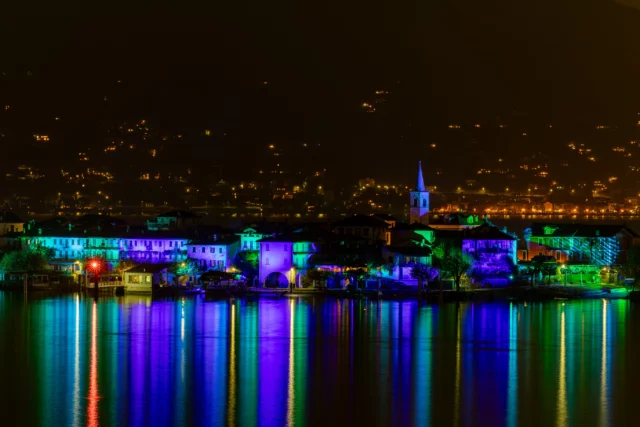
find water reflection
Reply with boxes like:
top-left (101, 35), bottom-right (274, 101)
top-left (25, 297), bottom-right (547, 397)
top-left (88, 301), bottom-right (99, 427)
top-left (0, 295), bottom-right (637, 426)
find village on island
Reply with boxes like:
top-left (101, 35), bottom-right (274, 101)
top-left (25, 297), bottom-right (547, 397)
top-left (1, 162), bottom-right (638, 300)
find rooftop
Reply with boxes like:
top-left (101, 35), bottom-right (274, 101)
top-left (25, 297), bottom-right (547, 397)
top-left (333, 214), bottom-right (389, 228)
top-left (529, 223), bottom-right (637, 238)
top-left (0, 211), bottom-right (23, 224)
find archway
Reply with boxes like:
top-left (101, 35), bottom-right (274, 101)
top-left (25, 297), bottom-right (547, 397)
top-left (265, 272), bottom-right (289, 288)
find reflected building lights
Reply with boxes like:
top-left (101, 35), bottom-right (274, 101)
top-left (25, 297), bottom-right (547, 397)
top-left (557, 308), bottom-right (567, 427)
top-left (88, 301), bottom-right (99, 427)
top-left (286, 299), bottom-right (296, 426)
top-left (227, 302), bottom-right (237, 427)
top-left (507, 303), bottom-right (518, 427)
top-left (453, 305), bottom-right (462, 427)
top-left (73, 295), bottom-right (80, 427)
top-left (600, 301), bottom-right (609, 427)
top-left (414, 306), bottom-right (433, 425)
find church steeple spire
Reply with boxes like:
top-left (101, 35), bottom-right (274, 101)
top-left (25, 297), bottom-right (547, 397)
top-left (410, 160), bottom-right (429, 225)
top-left (416, 161), bottom-right (425, 191)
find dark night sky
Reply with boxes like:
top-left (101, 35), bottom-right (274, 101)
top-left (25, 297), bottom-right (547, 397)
top-left (2, 1), bottom-right (640, 189)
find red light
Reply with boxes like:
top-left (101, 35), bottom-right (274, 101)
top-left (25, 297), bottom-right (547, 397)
top-left (91, 262), bottom-right (98, 269)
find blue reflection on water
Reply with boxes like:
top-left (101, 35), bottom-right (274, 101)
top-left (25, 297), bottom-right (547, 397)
top-left (0, 295), bottom-right (635, 427)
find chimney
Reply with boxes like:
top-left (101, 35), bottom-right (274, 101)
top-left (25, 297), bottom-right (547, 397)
top-left (214, 234), bottom-right (217, 242)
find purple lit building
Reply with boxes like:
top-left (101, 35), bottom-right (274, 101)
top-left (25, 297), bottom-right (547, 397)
top-left (119, 234), bottom-right (189, 264)
top-left (436, 223), bottom-right (518, 286)
top-left (258, 230), bottom-right (321, 288)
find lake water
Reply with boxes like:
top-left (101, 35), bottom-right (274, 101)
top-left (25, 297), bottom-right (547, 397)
top-left (0, 292), bottom-right (637, 426)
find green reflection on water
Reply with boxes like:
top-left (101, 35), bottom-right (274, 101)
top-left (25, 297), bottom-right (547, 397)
top-left (0, 294), bottom-right (637, 427)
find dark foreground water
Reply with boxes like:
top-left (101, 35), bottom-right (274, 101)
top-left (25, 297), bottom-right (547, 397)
top-left (0, 293), bottom-right (638, 427)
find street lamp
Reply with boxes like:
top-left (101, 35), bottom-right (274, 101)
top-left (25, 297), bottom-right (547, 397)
top-left (86, 257), bottom-right (104, 297)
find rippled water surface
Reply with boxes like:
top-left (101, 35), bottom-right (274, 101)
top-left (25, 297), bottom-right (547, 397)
top-left (0, 292), bottom-right (638, 426)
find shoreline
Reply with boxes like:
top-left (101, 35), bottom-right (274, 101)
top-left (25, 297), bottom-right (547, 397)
top-left (1, 284), bottom-right (635, 302)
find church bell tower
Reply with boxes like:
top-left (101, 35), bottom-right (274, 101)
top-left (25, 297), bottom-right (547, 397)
top-left (409, 161), bottom-right (430, 225)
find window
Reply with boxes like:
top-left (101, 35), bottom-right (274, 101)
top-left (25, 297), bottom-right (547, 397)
top-left (54, 239), bottom-right (57, 245)
top-left (413, 198), bottom-right (418, 207)
top-left (422, 199), bottom-right (427, 208)
top-left (265, 257), bottom-right (270, 265)
top-left (135, 241), bottom-right (138, 247)
top-left (71, 239), bottom-right (75, 245)
top-left (265, 244), bottom-right (270, 251)
top-left (284, 245), bottom-right (288, 251)
top-left (210, 247), bottom-right (214, 253)
top-left (218, 248), bottom-right (222, 254)
top-left (192, 247), bottom-right (196, 253)
top-left (308, 243), bottom-right (312, 251)
top-left (201, 247), bottom-right (205, 253)
top-left (170, 241), bottom-right (173, 247)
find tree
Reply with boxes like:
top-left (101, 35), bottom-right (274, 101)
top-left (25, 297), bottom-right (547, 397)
top-left (410, 264), bottom-right (439, 291)
top-left (232, 250), bottom-right (259, 285)
top-left (114, 259), bottom-right (137, 274)
top-left (441, 249), bottom-right (473, 292)
top-left (170, 259), bottom-right (203, 286)
top-left (304, 268), bottom-right (332, 288)
top-left (0, 246), bottom-right (52, 274)
top-left (346, 265), bottom-right (370, 289)
top-left (432, 243), bottom-right (446, 261)
top-left (0, 246), bottom-right (53, 287)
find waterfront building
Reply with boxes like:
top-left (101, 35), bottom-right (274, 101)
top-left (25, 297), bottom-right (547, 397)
top-left (383, 244), bottom-right (433, 283)
top-left (20, 229), bottom-right (190, 274)
top-left (236, 227), bottom-right (271, 251)
top-left (523, 223), bottom-right (639, 266)
top-left (22, 232), bottom-right (121, 274)
top-left (186, 236), bottom-right (240, 271)
top-left (434, 222), bottom-right (518, 286)
top-left (123, 264), bottom-right (174, 293)
top-left (118, 233), bottom-right (189, 264)
top-left (258, 230), bottom-right (322, 288)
